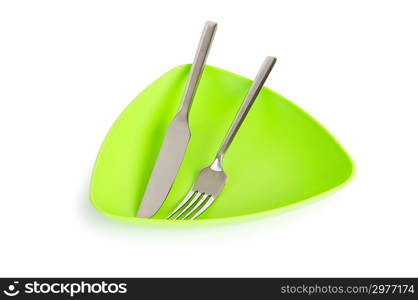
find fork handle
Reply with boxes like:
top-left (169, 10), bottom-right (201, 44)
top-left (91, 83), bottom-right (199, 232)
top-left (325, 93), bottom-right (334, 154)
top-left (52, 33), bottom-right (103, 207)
top-left (216, 56), bottom-right (277, 160)
top-left (178, 21), bottom-right (217, 118)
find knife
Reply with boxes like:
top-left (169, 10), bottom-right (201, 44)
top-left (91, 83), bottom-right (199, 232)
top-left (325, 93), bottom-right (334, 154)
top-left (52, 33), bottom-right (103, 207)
top-left (137, 21), bottom-right (217, 218)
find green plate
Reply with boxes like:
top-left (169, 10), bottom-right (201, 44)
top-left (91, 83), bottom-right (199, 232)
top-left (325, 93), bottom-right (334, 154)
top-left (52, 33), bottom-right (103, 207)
top-left (90, 65), bottom-right (354, 225)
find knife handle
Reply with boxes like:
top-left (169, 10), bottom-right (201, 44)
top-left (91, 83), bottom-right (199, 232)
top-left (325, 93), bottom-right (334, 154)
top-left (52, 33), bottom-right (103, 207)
top-left (178, 21), bottom-right (217, 118)
top-left (215, 56), bottom-right (277, 160)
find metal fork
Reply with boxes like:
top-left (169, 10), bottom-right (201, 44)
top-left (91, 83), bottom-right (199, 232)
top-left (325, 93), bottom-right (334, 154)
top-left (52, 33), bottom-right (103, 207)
top-left (167, 56), bottom-right (277, 220)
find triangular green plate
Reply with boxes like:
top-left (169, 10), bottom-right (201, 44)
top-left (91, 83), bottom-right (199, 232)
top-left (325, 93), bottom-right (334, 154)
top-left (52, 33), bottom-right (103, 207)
top-left (90, 65), bottom-right (354, 225)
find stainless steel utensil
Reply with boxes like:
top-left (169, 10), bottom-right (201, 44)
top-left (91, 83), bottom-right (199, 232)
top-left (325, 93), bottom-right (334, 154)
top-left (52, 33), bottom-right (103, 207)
top-left (137, 21), bottom-right (217, 218)
top-left (167, 56), bottom-right (277, 220)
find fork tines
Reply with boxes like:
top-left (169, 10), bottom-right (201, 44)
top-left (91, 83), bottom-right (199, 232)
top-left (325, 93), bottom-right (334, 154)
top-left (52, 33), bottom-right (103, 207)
top-left (167, 190), bottom-right (215, 220)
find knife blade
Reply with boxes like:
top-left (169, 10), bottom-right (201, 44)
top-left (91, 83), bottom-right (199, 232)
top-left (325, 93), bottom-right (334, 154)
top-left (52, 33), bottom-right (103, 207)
top-left (137, 21), bottom-right (217, 218)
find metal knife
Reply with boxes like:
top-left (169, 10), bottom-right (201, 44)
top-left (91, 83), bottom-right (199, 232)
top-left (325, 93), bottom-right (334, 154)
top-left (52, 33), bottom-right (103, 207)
top-left (137, 21), bottom-right (217, 218)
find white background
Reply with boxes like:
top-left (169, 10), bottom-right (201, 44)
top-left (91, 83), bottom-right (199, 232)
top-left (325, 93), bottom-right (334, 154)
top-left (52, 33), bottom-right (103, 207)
top-left (1, 0), bottom-right (417, 277)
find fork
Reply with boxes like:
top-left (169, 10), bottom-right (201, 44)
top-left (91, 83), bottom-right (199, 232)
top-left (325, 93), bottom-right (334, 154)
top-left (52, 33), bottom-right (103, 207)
top-left (167, 56), bottom-right (277, 220)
